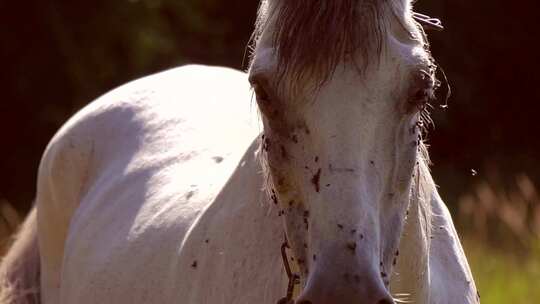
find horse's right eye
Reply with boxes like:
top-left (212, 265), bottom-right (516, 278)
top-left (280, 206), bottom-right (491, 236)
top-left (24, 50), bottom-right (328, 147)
top-left (252, 82), bottom-right (270, 103)
top-left (249, 75), bottom-right (281, 118)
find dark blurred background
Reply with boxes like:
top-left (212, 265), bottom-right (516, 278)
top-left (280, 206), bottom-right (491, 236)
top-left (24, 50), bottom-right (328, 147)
top-left (1, 1), bottom-right (539, 301)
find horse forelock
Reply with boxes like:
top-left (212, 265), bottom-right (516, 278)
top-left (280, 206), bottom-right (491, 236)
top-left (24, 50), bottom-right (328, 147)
top-left (252, 0), bottom-right (420, 88)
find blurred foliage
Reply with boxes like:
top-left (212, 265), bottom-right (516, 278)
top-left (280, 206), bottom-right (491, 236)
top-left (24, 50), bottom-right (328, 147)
top-left (457, 173), bottom-right (540, 303)
top-left (458, 173), bottom-right (540, 250)
top-left (465, 239), bottom-right (540, 304)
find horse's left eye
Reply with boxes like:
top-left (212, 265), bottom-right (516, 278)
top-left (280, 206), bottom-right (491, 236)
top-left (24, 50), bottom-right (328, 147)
top-left (409, 88), bottom-right (430, 110)
top-left (407, 71), bottom-right (435, 112)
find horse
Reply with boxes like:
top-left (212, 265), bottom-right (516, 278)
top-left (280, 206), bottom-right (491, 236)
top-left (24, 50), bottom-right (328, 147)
top-left (0, 1), bottom-right (479, 303)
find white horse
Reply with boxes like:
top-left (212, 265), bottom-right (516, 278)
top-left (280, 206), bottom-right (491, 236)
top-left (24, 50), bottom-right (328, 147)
top-left (0, 1), bottom-right (479, 303)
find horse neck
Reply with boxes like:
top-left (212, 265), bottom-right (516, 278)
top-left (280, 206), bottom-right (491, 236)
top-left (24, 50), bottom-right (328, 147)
top-left (391, 160), bottom-right (479, 304)
top-left (390, 160), bottom-right (432, 303)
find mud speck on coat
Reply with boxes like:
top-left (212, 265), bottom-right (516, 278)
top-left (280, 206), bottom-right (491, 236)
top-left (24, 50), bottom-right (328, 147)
top-left (311, 168), bottom-right (322, 192)
top-left (212, 156), bottom-right (224, 163)
top-left (186, 191), bottom-right (195, 200)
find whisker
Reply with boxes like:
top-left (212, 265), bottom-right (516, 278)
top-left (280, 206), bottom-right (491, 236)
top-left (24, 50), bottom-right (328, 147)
top-left (392, 292), bottom-right (412, 304)
top-left (393, 298), bottom-right (413, 304)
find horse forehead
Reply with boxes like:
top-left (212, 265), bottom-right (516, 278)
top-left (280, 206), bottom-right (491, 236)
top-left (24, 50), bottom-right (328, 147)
top-left (253, 1), bottom-right (415, 88)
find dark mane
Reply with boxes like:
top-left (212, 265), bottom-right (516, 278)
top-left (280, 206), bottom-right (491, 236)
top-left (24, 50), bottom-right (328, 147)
top-left (253, 0), bottom-right (402, 86)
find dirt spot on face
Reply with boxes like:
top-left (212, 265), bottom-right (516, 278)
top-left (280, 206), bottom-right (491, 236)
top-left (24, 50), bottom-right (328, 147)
top-left (346, 242), bottom-right (357, 252)
top-left (280, 145), bottom-right (289, 160)
top-left (311, 168), bottom-right (322, 192)
top-left (271, 194), bottom-right (278, 205)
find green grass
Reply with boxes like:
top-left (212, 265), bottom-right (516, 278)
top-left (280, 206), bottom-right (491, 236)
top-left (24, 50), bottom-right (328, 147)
top-left (464, 239), bottom-right (540, 304)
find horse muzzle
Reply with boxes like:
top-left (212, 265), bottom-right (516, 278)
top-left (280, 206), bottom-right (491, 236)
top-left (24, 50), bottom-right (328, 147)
top-left (292, 254), bottom-right (394, 304)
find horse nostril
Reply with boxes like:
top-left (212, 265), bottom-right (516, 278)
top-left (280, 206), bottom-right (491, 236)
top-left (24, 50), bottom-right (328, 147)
top-left (377, 299), bottom-right (394, 304)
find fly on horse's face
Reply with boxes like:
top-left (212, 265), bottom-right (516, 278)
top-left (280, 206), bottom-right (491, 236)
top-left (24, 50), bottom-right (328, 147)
top-left (249, 1), bottom-right (437, 303)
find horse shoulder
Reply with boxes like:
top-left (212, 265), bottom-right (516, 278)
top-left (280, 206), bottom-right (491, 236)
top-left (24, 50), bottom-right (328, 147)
top-left (37, 65), bottom-right (262, 303)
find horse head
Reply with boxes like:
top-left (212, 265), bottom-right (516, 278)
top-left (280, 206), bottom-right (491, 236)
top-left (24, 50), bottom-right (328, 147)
top-left (249, 1), bottom-right (438, 303)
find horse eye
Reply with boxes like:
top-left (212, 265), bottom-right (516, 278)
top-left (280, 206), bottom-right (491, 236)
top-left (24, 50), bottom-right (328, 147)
top-left (407, 71), bottom-right (435, 112)
top-left (407, 89), bottom-right (432, 113)
top-left (412, 89), bottom-right (429, 106)
top-left (252, 82), bottom-right (270, 103)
